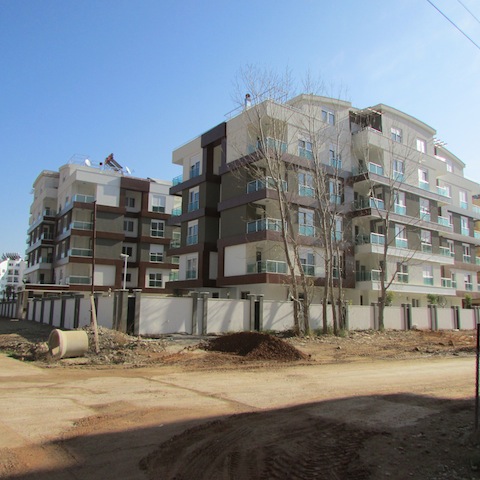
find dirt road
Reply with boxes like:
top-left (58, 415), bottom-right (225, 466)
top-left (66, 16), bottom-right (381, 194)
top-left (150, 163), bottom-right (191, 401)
top-left (0, 318), bottom-right (479, 479)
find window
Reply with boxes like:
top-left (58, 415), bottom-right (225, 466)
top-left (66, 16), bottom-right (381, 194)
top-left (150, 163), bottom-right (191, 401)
top-left (461, 216), bottom-right (469, 236)
top-left (187, 221), bottom-right (198, 245)
top-left (459, 190), bottom-right (468, 209)
top-left (394, 191), bottom-right (406, 215)
top-left (465, 274), bottom-right (473, 291)
top-left (150, 245), bottom-right (164, 262)
top-left (329, 145), bottom-right (342, 169)
top-left (151, 220), bottom-right (165, 238)
top-left (186, 257), bottom-right (197, 279)
top-left (298, 139), bottom-right (313, 160)
top-left (298, 209), bottom-right (315, 236)
top-left (332, 254), bottom-right (344, 278)
top-left (122, 245), bottom-right (133, 257)
top-left (329, 178), bottom-right (343, 204)
top-left (393, 159), bottom-right (404, 181)
top-left (395, 224), bottom-right (408, 248)
top-left (420, 198), bottom-right (430, 221)
top-left (124, 220), bottom-right (135, 233)
top-left (148, 273), bottom-right (163, 287)
top-left (447, 239), bottom-right (455, 257)
top-left (416, 139), bottom-right (426, 153)
top-left (125, 196), bottom-right (135, 208)
top-left (332, 216), bottom-right (343, 242)
top-left (322, 109), bottom-right (335, 125)
top-left (446, 160), bottom-right (453, 173)
top-left (423, 265), bottom-right (434, 285)
top-left (152, 194), bottom-right (166, 213)
top-left (397, 263), bottom-right (408, 283)
top-left (463, 243), bottom-right (471, 263)
top-left (300, 252), bottom-right (315, 276)
top-left (421, 230), bottom-right (432, 253)
top-left (188, 188), bottom-right (200, 212)
top-left (298, 171), bottom-right (314, 197)
top-left (391, 127), bottom-right (402, 143)
top-left (418, 168), bottom-right (429, 189)
top-left (190, 160), bottom-right (201, 179)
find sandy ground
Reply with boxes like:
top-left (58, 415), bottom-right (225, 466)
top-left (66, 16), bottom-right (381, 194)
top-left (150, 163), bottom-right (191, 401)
top-left (0, 317), bottom-right (480, 479)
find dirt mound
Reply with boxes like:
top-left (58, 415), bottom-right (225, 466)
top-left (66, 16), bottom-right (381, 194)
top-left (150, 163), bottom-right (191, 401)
top-left (203, 332), bottom-right (308, 361)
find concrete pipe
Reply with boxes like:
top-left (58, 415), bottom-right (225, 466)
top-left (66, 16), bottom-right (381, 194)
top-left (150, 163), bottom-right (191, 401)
top-left (48, 329), bottom-right (89, 359)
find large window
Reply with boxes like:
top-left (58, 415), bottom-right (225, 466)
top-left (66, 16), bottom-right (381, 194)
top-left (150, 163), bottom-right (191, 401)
top-left (463, 243), bottom-right (471, 263)
top-left (459, 190), bottom-right (468, 209)
top-left (329, 178), bottom-right (343, 204)
top-left (190, 160), bottom-right (201, 179)
top-left (420, 198), bottom-right (430, 221)
top-left (186, 257), bottom-right (197, 279)
top-left (152, 194), bottom-right (166, 213)
top-left (298, 139), bottom-right (313, 160)
top-left (461, 216), bottom-right (469, 236)
top-left (151, 220), bottom-right (165, 238)
top-left (393, 159), bottom-right (404, 181)
top-left (188, 188), bottom-right (200, 212)
top-left (329, 145), bottom-right (342, 169)
top-left (394, 191), bottom-right (406, 215)
top-left (396, 263), bottom-right (408, 283)
top-left (187, 221), bottom-right (198, 245)
top-left (298, 209), bottom-right (315, 236)
top-left (298, 171), bottom-right (314, 197)
top-left (416, 139), bottom-right (426, 153)
top-left (332, 216), bottom-right (343, 242)
top-left (150, 245), bottom-right (164, 263)
top-left (395, 224), bottom-right (407, 248)
top-left (421, 230), bottom-right (432, 253)
top-left (423, 265), bottom-right (434, 285)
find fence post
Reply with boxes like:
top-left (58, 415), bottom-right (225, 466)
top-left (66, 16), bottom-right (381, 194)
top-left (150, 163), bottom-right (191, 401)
top-left (191, 292), bottom-right (199, 335)
top-left (256, 294), bottom-right (264, 331)
top-left (200, 292), bottom-right (209, 335)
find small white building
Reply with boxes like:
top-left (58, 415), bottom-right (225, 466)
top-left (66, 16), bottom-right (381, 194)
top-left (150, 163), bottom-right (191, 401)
top-left (0, 254), bottom-right (26, 299)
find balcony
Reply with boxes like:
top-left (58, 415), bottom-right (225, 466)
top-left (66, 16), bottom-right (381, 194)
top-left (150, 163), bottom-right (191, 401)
top-left (460, 201), bottom-right (468, 210)
top-left (68, 248), bottom-right (92, 258)
top-left (420, 210), bottom-right (431, 222)
top-left (247, 177), bottom-right (287, 194)
top-left (66, 276), bottom-right (91, 285)
top-left (396, 272), bottom-right (409, 283)
top-left (329, 158), bottom-right (342, 170)
top-left (473, 205), bottom-right (480, 216)
top-left (249, 137), bottom-right (288, 155)
top-left (439, 246), bottom-right (454, 257)
top-left (423, 277), bottom-right (434, 286)
top-left (298, 147), bottom-right (313, 160)
top-left (355, 269), bottom-right (381, 282)
top-left (329, 194), bottom-right (342, 205)
top-left (461, 227), bottom-right (470, 236)
top-left (354, 197), bottom-right (384, 210)
top-left (355, 232), bottom-right (385, 246)
top-left (463, 254), bottom-right (471, 263)
top-left (368, 163), bottom-right (384, 176)
top-left (476, 256), bottom-right (480, 265)
top-left (189, 164), bottom-right (200, 179)
top-left (170, 238), bottom-right (181, 248)
top-left (299, 185), bottom-right (315, 197)
top-left (247, 218), bottom-right (283, 234)
top-left (71, 220), bottom-right (93, 230)
top-left (436, 186), bottom-right (450, 197)
top-left (475, 231), bottom-right (480, 239)
top-left (171, 207), bottom-right (182, 216)
top-left (395, 238), bottom-right (408, 249)
top-left (72, 194), bottom-right (95, 204)
top-left (465, 282), bottom-right (473, 291)
top-left (438, 216), bottom-right (452, 228)
top-left (247, 260), bottom-right (287, 274)
top-left (172, 174), bottom-right (183, 186)
top-left (393, 171), bottom-right (404, 182)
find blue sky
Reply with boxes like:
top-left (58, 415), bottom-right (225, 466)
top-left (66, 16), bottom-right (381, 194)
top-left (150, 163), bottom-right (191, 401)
top-left (1, 0), bottom-right (479, 255)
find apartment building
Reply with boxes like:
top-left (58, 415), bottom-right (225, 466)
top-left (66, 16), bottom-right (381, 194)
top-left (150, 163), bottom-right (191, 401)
top-left (24, 157), bottom-right (179, 295)
top-left (168, 94), bottom-right (480, 307)
top-left (0, 254), bottom-right (26, 299)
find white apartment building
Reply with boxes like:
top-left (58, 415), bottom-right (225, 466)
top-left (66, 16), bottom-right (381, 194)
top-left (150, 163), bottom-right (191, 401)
top-left (168, 94), bottom-right (480, 308)
top-left (24, 156), bottom-right (180, 295)
top-left (0, 254), bottom-right (26, 299)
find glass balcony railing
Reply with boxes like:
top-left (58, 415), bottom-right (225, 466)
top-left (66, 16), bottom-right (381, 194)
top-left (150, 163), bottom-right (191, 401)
top-left (421, 243), bottom-right (432, 253)
top-left (247, 177), bottom-right (287, 194)
top-left (299, 185), bottom-right (315, 197)
top-left (190, 165), bottom-right (200, 179)
top-left (66, 276), bottom-right (91, 285)
top-left (475, 231), bottom-right (480, 239)
top-left (247, 260), bottom-right (287, 274)
top-left (396, 273), bottom-right (409, 283)
top-left (476, 257), bottom-right (480, 265)
top-left (460, 201), bottom-right (468, 209)
top-left (186, 269), bottom-right (197, 279)
top-left (393, 171), bottom-right (404, 182)
top-left (170, 238), bottom-right (181, 248)
top-left (439, 246), bottom-right (454, 257)
top-left (441, 277), bottom-right (452, 288)
top-left (68, 248), bottom-right (92, 257)
top-left (249, 137), bottom-right (288, 154)
top-left (298, 147), bottom-right (313, 160)
top-left (423, 277), bottom-right (434, 286)
top-left (420, 210), bottom-right (431, 222)
top-left (172, 174), bottom-right (183, 186)
top-left (186, 234), bottom-right (198, 245)
top-left (394, 204), bottom-right (406, 215)
top-left (461, 227), bottom-right (470, 236)
top-left (71, 220), bottom-right (93, 230)
top-left (299, 224), bottom-right (316, 237)
top-left (71, 194), bottom-right (95, 204)
top-left (438, 216), bottom-right (451, 227)
top-left (418, 180), bottom-right (430, 191)
top-left (473, 205), bottom-right (480, 215)
top-left (436, 186), bottom-right (450, 197)
top-left (355, 269), bottom-right (381, 282)
top-left (465, 282), bottom-right (473, 291)
top-left (355, 232), bottom-right (385, 246)
top-left (171, 207), bottom-right (182, 216)
top-left (463, 254), bottom-right (471, 263)
top-left (247, 218), bottom-right (283, 234)
top-left (187, 200), bottom-right (199, 212)
top-left (330, 194), bottom-right (342, 205)
top-left (368, 163), bottom-right (384, 176)
top-left (396, 238), bottom-right (408, 249)
top-left (329, 158), bottom-right (342, 170)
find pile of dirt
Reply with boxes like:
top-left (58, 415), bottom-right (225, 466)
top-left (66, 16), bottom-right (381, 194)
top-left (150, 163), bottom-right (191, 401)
top-left (202, 332), bottom-right (308, 361)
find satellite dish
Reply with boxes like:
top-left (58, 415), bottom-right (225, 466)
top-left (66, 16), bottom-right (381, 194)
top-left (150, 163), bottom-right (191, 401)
top-left (125, 166), bottom-right (132, 175)
top-left (84, 159), bottom-right (91, 167)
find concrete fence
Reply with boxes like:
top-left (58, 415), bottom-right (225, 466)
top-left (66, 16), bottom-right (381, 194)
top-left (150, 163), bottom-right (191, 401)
top-left (1, 293), bottom-right (479, 334)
